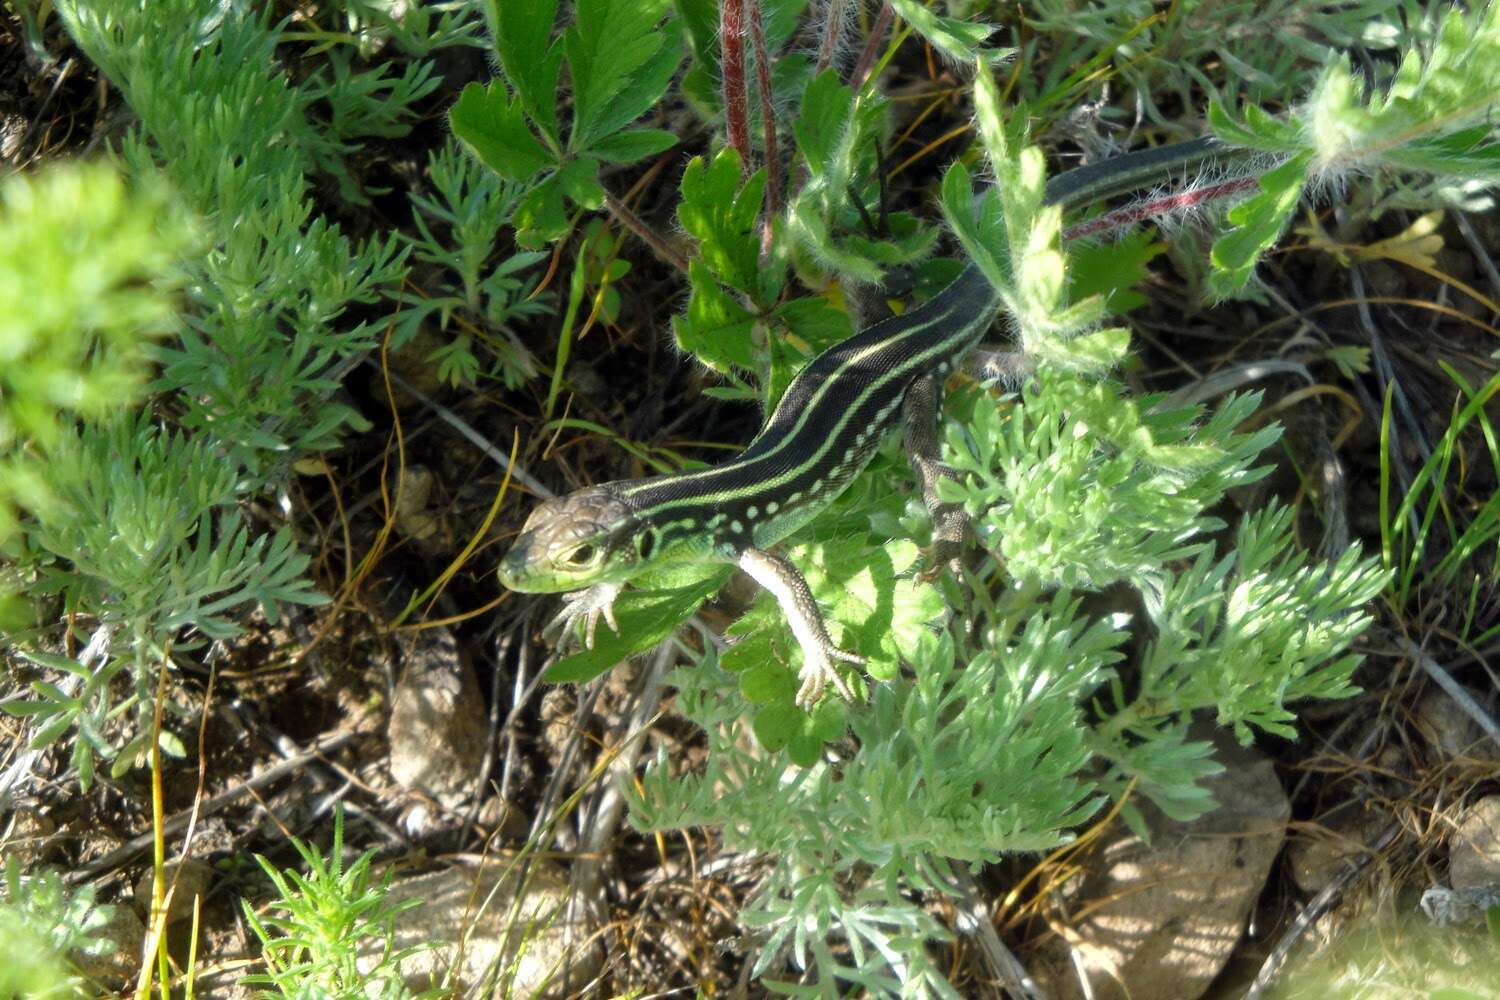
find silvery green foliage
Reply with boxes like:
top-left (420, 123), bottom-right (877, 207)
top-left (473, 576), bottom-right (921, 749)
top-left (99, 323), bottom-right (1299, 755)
top-left (4, 417), bottom-right (328, 787)
top-left (54, 0), bottom-right (413, 478)
top-left (0, 858), bottom-right (118, 997)
top-left (3, 0), bottom-right (474, 790)
top-left (1021, 0), bottom-right (1408, 128)
top-left (634, 367), bottom-right (1386, 995)
top-left (242, 807), bottom-right (436, 999)
top-left (396, 139), bottom-right (553, 389)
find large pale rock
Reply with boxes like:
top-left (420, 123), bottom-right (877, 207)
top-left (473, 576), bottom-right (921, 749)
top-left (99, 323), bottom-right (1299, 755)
top-left (360, 857), bottom-right (604, 996)
top-left (1449, 795), bottom-right (1500, 890)
top-left (388, 625), bottom-right (487, 821)
top-left (1033, 729), bottom-right (1290, 1000)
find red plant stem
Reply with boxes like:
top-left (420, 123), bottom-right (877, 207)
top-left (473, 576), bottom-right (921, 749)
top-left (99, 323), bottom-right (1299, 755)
top-left (747, 0), bottom-right (779, 250)
top-left (816, 0), bottom-right (849, 74)
top-left (851, 3), bottom-right (894, 91)
top-left (1062, 175), bottom-right (1260, 242)
top-left (720, 0), bottom-right (751, 172)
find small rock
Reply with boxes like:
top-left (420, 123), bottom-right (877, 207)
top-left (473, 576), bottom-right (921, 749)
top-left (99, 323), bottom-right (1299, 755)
top-left (1359, 259), bottom-right (1406, 300)
top-left (1449, 795), bottom-right (1500, 890)
top-left (1420, 884), bottom-right (1500, 926)
top-left (393, 465), bottom-right (440, 545)
top-left (1287, 800), bottom-right (1386, 895)
top-left (1032, 727), bottom-right (1290, 1000)
top-left (1, 112), bottom-right (26, 164)
top-left (360, 857), bottom-right (604, 996)
top-left (1415, 690), bottom-right (1500, 762)
top-left (1, 808), bottom-right (57, 866)
top-left (70, 901), bottom-right (146, 987)
top-left (389, 625), bottom-right (487, 815)
top-left (133, 858), bottom-right (215, 926)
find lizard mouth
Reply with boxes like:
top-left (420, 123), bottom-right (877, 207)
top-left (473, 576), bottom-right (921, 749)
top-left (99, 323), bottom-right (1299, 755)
top-left (496, 535), bottom-right (537, 590)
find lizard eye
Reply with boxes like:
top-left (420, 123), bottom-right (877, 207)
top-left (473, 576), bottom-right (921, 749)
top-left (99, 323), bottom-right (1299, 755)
top-left (565, 544), bottom-right (596, 566)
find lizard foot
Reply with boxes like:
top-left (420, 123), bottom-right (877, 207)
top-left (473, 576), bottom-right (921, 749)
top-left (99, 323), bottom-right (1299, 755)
top-left (794, 644), bottom-right (866, 708)
top-left (542, 581), bottom-right (623, 650)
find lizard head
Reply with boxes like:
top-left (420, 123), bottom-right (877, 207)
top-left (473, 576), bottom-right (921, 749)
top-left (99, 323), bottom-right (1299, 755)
top-left (497, 486), bottom-right (644, 593)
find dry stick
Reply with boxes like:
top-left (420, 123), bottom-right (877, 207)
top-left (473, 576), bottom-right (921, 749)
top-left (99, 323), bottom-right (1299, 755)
top-left (1243, 822), bottom-right (1402, 1000)
top-left (948, 869), bottom-right (1051, 1000)
top-left (747, 0), bottom-right (780, 250)
top-left (68, 729), bottom-right (358, 884)
top-left (1400, 636), bottom-right (1500, 751)
top-left (569, 641), bottom-right (676, 903)
top-left (850, 3), bottom-right (895, 91)
top-left (720, 0), bottom-right (751, 169)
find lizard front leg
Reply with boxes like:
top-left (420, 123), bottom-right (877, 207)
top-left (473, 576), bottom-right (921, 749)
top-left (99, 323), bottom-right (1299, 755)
top-left (543, 581), bottom-right (624, 650)
top-left (737, 547), bottom-right (864, 707)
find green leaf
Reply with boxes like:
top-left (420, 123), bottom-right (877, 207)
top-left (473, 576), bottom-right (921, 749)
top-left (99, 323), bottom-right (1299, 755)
top-left (586, 29), bottom-right (684, 144)
top-left (489, 0), bottom-right (563, 142)
top-left (449, 82), bottom-right (553, 182)
top-left (751, 701), bottom-right (801, 752)
top-left (939, 161), bottom-right (1007, 290)
top-left (1069, 230), bottom-right (1165, 314)
top-left (766, 296), bottom-right (852, 409)
top-left (673, 261), bottom-right (760, 373)
top-left (589, 128), bottom-right (679, 163)
top-left (1488, 904), bottom-right (1500, 945)
top-left (773, 297), bottom-right (852, 354)
top-left (512, 175), bottom-right (570, 248)
top-left (888, 0), bottom-right (998, 63)
top-left (1208, 151), bottom-right (1310, 299)
top-left (555, 155), bottom-right (605, 209)
top-left (677, 150), bottom-right (767, 294)
top-left (793, 70), bottom-right (852, 178)
top-left (565, 0), bottom-right (673, 150)
top-left (544, 573), bottom-right (727, 683)
top-left (742, 661), bottom-right (798, 704)
top-left (1207, 100), bottom-right (1301, 153)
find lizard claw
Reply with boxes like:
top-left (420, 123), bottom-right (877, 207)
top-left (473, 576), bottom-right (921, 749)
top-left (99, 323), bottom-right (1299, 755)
top-left (794, 643), bottom-right (865, 708)
top-left (544, 582), bottom-right (623, 650)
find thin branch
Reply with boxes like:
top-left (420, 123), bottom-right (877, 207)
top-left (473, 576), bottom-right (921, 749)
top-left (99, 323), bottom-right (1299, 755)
top-left (851, 3), bottom-right (895, 91)
top-left (604, 190), bottom-right (690, 274)
top-left (68, 729), bottom-right (359, 883)
top-left (1400, 636), bottom-right (1500, 751)
top-left (1244, 822), bottom-right (1402, 999)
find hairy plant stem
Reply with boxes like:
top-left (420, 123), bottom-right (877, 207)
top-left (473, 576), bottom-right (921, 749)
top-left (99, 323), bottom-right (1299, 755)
top-left (816, 0), bottom-right (850, 74)
top-left (720, 0), bottom-right (751, 171)
top-left (747, 0), bottom-right (780, 251)
top-left (1063, 174), bottom-right (1260, 242)
top-left (851, 3), bottom-right (894, 91)
top-left (604, 190), bottom-right (689, 274)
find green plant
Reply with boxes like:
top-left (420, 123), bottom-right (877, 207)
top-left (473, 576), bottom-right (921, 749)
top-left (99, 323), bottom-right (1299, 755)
top-left (453, 0), bottom-right (1497, 993)
top-left (241, 807), bottom-right (434, 999)
top-left (395, 139), bottom-right (554, 389)
top-left (0, 0), bottom-right (485, 790)
top-left (0, 163), bottom-right (188, 544)
top-left (0, 857), bottom-right (119, 998)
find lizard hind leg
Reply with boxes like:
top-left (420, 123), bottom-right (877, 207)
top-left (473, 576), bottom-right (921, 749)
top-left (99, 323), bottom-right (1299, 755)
top-left (902, 374), bottom-right (969, 582)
